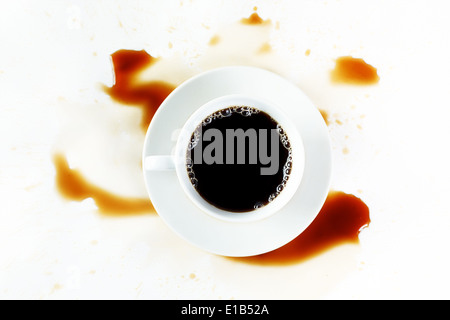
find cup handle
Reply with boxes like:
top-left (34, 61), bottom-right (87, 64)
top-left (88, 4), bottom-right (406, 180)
top-left (144, 155), bottom-right (176, 171)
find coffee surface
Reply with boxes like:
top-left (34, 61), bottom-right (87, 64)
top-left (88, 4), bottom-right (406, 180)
top-left (187, 107), bottom-right (291, 212)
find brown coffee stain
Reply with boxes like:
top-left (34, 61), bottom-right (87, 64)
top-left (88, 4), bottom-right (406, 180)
top-left (241, 12), bottom-right (271, 26)
top-left (209, 35), bottom-right (221, 46)
top-left (53, 153), bottom-right (154, 216)
top-left (257, 42), bottom-right (272, 54)
top-left (54, 49), bottom-right (176, 215)
top-left (331, 56), bottom-right (379, 85)
top-left (103, 49), bottom-right (176, 132)
top-left (232, 191), bottom-right (370, 265)
top-left (319, 109), bottom-right (330, 126)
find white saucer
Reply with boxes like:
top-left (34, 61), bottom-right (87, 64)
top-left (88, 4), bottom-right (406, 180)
top-left (143, 66), bottom-right (331, 257)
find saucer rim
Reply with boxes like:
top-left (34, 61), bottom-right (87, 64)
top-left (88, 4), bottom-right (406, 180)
top-left (143, 66), bottom-right (332, 257)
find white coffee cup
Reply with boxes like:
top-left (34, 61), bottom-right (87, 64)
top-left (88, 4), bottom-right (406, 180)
top-left (144, 94), bottom-right (305, 223)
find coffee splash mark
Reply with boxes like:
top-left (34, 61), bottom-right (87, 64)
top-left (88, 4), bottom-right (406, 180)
top-left (53, 154), bottom-right (154, 216)
top-left (232, 191), bottom-right (370, 265)
top-left (209, 35), bottom-right (221, 46)
top-left (240, 9), bottom-right (271, 26)
top-left (257, 42), bottom-right (272, 54)
top-left (103, 49), bottom-right (176, 132)
top-left (331, 56), bottom-right (379, 85)
top-left (319, 109), bottom-right (330, 126)
top-left (53, 50), bottom-right (174, 215)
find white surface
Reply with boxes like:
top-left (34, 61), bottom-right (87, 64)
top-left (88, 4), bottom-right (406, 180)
top-left (143, 68), bottom-right (330, 256)
top-left (1, 0), bottom-right (450, 299)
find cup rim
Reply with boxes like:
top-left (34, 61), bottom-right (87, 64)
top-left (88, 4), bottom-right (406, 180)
top-left (174, 93), bottom-right (305, 223)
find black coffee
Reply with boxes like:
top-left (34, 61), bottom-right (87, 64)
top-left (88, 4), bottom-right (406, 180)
top-left (186, 106), bottom-right (292, 213)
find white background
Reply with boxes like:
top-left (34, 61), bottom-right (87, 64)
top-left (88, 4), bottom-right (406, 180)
top-left (1, 0), bottom-right (450, 299)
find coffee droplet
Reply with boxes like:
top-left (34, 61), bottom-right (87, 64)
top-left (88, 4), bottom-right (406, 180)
top-left (331, 56), bottom-right (379, 85)
top-left (208, 35), bottom-right (221, 46)
top-left (319, 109), bottom-right (330, 126)
top-left (241, 12), bottom-right (271, 26)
